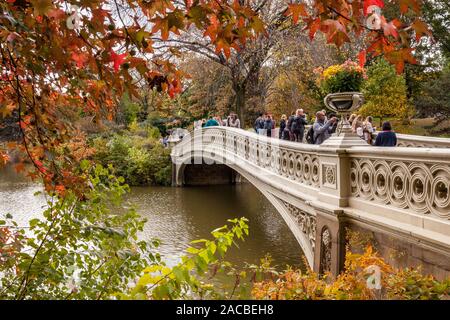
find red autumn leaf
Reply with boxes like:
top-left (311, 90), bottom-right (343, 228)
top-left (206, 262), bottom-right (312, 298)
top-left (306, 18), bottom-right (321, 40)
top-left (47, 8), bottom-right (66, 20)
top-left (0, 152), bottom-right (9, 165)
top-left (34, 160), bottom-right (43, 168)
top-left (110, 50), bottom-right (127, 72)
top-left (168, 78), bottom-right (182, 98)
top-left (359, 50), bottom-right (367, 68)
top-left (364, 0), bottom-right (385, 16)
top-left (71, 52), bottom-right (89, 68)
top-left (381, 17), bottom-right (399, 39)
top-left (55, 185), bottom-right (66, 196)
top-left (15, 162), bottom-right (25, 173)
top-left (19, 120), bottom-right (28, 129)
top-left (215, 38), bottom-right (231, 59)
top-left (322, 20), bottom-right (350, 48)
top-left (384, 48), bottom-right (417, 73)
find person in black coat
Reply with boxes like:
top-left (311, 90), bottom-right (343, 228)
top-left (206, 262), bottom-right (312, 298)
top-left (264, 114), bottom-right (275, 137)
top-left (374, 121), bottom-right (397, 147)
top-left (279, 114), bottom-right (287, 139)
top-left (286, 111), bottom-right (295, 141)
top-left (291, 109), bottom-right (308, 142)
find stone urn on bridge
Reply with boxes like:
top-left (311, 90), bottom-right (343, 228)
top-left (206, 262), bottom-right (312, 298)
top-left (316, 61), bottom-right (368, 147)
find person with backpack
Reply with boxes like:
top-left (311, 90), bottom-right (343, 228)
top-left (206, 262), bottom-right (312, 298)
top-left (286, 111), bottom-right (295, 141)
top-left (305, 125), bottom-right (315, 144)
top-left (204, 116), bottom-right (220, 127)
top-left (291, 109), bottom-right (308, 142)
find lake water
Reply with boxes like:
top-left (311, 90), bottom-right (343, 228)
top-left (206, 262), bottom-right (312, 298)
top-left (0, 166), bottom-right (306, 272)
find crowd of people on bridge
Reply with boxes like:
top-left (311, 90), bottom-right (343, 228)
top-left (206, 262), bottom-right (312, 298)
top-left (192, 109), bottom-right (397, 147)
top-left (194, 113), bottom-right (241, 130)
top-left (255, 109), bottom-right (396, 147)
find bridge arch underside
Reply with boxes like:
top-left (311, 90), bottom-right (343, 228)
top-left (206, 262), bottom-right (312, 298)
top-left (174, 153), bottom-right (317, 269)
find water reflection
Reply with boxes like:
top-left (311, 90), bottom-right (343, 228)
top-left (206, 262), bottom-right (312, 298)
top-left (130, 184), bottom-right (305, 270)
top-left (0, 166), bottom-right (45, 227)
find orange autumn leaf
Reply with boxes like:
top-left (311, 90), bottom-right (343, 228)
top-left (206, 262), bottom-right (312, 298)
top-left (71, 52), bottom-right (89, 68)
top-left (399, 0), bottom-right (421, 14)
top-left (411, 18), bottom-right (432, 41)
top-left (285, 3), bottom-right (307, 25)
top-left (358, 50), bottom-right (367, 68)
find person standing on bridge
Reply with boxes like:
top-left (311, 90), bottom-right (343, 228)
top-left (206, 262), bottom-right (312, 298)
top-left (374, 121), bottom-right (397, 147)
top-left (291, 109), bottom-right (308, 142)
top-left (204, 116), bottom-right (220, 127)
top-left (279, 114), bottom-right (287, 139)
top-left (286, 111), bottom-right (295, 141)
top-left (264, 114), bottom-right (275, 138)
top-left (313, 111), bottom-right (337, 145)
top-left (227, 113), bottom-right (241, 129)
top-left (254, 113), bottom-right (265, 134)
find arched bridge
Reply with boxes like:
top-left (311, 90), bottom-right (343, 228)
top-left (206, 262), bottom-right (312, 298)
top-left (171, 127), bottom-right (450, 279)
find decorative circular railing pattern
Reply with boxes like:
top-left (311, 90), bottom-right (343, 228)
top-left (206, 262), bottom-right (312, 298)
top-left (350, 158), bottom-right (450, 219)
top-left (185, 127), bottom-right (321, 190)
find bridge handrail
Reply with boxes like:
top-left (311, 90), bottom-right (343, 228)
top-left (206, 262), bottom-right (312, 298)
top-left (390, 133), bottom-right (450, 148)
top-left (172, 126), bottom-right (321, 153)
top-left (172, 126), bottom-right (324, 192)
top-left (175, 125), bottom-right (450, 149)
top-left (346, 146), bottom-right (450, 160)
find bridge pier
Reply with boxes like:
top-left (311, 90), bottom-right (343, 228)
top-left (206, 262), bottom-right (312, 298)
top-left (313, 206), bottom-right (346, 276)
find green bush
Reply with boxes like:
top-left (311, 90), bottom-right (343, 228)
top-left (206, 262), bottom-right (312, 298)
top-left (91, 128), bottom-right (171, 186)
top-left (118, 93), bottom-right (147, 125)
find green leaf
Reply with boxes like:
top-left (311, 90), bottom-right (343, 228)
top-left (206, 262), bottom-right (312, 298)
top-left (29, 218), bottom-right (40, 227)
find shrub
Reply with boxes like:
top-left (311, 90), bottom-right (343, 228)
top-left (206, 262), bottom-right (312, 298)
top-left (251, 246), bottom-right (450, 300)
top-left (0, 164), bottom-right (154, 300)
top-left (91, 129), bottom-right (171, 186)
top-left (125, 146), bottom-right (153, 185)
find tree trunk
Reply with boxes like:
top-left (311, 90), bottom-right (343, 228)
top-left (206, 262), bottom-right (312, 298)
top-left (233, 83), bottom-right (246, 127)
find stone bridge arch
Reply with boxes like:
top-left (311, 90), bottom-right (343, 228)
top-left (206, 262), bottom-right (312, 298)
top-left (173, 152), bottom-right (316, 268)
